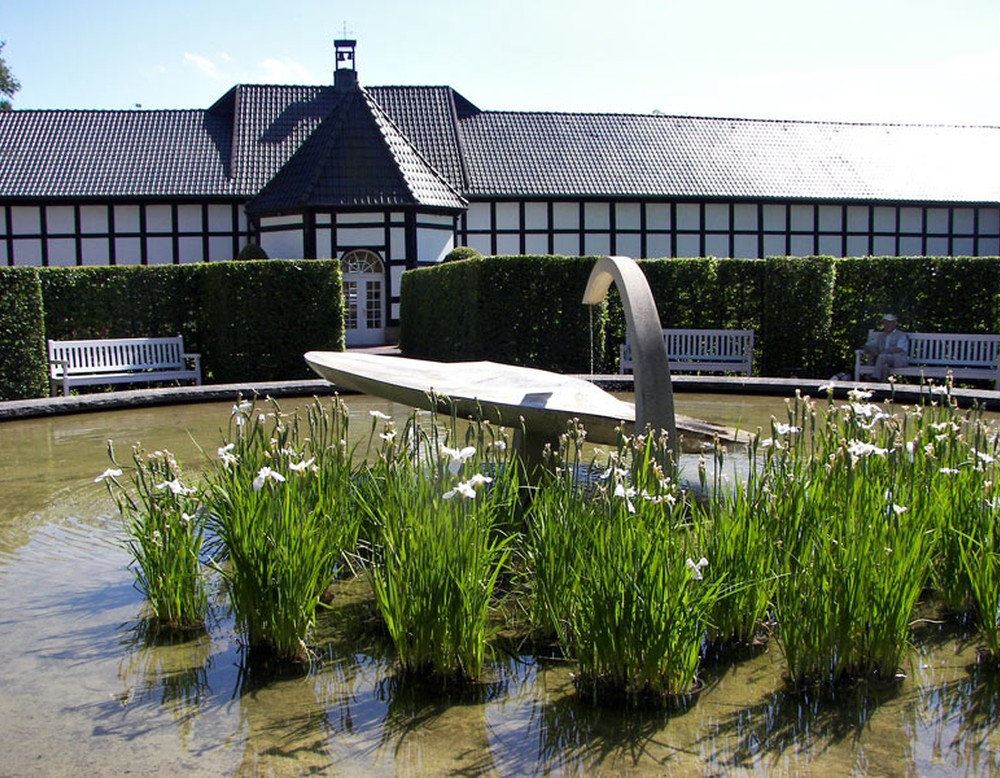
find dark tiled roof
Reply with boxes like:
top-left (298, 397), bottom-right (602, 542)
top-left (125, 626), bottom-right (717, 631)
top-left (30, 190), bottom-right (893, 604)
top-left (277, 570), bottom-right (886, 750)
top-left (1, 80), bottom-right (999, 206)
top-left (221, 84), bottom-right (339, 194)
top-left (457, 111), bottom-right (1000, 203)
top-left (246, 87), bottom-right (465, 213)
top-left (0, 109), bottom-right (237, 198)
top-left (366, 86), bottom-right (472, 189)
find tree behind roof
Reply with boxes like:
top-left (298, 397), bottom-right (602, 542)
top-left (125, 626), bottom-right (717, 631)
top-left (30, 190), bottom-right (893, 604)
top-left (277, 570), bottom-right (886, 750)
top-left (0, 41), bottom-right (21, 111)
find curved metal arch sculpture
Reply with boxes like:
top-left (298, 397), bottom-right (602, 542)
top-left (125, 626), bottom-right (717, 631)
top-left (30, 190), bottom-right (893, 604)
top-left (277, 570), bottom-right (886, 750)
top-left (582, 255), bottom-right (678, 457)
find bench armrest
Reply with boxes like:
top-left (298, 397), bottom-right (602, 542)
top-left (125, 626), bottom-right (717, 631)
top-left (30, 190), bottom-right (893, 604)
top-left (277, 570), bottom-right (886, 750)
top-left (619, 343), bottom-right (631, 375)
top-left (48, 358), bottom-right (70, 396)
top-left (854, 349), bottom-right (873, 381)
top-left (184, 353), bottom-right (203, 385)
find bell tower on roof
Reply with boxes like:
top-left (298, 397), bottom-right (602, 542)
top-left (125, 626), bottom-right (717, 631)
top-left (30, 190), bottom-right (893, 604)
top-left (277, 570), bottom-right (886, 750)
top-left (334, 37), bottom-right (358, 91)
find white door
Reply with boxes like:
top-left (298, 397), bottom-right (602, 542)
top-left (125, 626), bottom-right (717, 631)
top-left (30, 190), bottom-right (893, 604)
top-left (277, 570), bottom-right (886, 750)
top-left (341, 249), bottom-right (386, 347)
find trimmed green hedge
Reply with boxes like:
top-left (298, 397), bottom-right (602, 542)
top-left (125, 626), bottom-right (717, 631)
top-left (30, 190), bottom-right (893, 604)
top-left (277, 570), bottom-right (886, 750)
top-left (401, 256), bottom-right (607, 373)
top-left (0, 268), bottom-right (47, 400)
top-left (401, 258), bottom-right (483, 360)
top-left (6, 254), bottom-right (1000, 400)
top-left (830, 257), bottom-right (1000, 370)
top-left (38, 260), bottom-right (344, 386)
top-left (759, 256), bottom-right (835, 376)
top-left (197, 261), bottom-right (345, 383)
top-left (41, 265), bottom-right (201, 344)
top-left (400, 255), bottom-right (1000, 379)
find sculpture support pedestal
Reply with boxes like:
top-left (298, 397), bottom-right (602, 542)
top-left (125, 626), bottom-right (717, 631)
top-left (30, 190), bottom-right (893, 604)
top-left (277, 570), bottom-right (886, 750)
top-left (512, 427), bottom-right (556, 482)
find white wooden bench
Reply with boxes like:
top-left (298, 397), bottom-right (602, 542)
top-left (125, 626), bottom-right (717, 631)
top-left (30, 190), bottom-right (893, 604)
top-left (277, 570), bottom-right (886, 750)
top-left (47, 336), bottom-right (202, 397)
top-left (619, 328), bottom-right (754, 376)
top-left (854, 331), bottom-right (1000, 388)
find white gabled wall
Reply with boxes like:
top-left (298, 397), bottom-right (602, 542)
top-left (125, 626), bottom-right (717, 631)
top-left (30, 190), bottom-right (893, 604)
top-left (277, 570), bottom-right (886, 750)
top-left (457, 199), bottom-right (1000, 259)
top-left (1, 201), bottom-right (248, 266)
top-left (4, 196), bottom-right (998, 271)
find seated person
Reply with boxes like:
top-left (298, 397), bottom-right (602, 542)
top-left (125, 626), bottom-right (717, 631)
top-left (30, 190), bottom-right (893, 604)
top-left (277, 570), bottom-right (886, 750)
top-left (862, 314), bottom-right (909, 381)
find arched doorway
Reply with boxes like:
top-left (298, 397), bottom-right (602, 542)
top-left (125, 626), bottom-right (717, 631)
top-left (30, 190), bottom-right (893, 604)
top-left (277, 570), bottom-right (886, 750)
top-left (341, 249), bottom-right (386, 346)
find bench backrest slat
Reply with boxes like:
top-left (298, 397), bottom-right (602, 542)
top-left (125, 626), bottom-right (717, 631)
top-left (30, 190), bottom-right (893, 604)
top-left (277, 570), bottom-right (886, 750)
top-left (662, 329), bottom-right (753, 361)
top-left (902, 332), bottom-right (1000, 368)
top-left (621, 328), bottom-right (754, 374)
top-left (49, 337), bottom-right (187, 377)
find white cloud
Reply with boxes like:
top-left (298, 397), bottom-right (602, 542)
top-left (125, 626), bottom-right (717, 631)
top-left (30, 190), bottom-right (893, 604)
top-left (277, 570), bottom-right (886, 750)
top-left (183, 52), bottom-right (221, 79)
top-left (257, 57), bottom-right (317, 84)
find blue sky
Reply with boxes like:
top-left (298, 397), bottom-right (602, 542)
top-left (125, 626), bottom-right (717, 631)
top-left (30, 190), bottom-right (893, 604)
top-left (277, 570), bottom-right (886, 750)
top-left (4, 0), bottom-right (1000, 124)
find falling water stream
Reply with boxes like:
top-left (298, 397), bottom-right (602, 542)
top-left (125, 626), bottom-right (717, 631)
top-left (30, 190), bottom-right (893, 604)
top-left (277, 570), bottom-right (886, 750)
top-left (1, 395), bottom-right (999, 775)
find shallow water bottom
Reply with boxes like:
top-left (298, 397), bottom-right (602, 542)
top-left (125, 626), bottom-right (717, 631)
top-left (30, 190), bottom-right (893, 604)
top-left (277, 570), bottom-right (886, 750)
top-left (4, 508), bottom-right (1000, 775)
top-left (2, 512), bottom-right (999, 777)
top-left (2, 394), bottom-right (1000, 775)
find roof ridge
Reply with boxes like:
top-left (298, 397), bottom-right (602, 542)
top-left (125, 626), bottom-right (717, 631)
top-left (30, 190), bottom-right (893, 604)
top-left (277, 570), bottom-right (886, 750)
top-left (444, 90), bottom-right (472, 191)
top-left (228, 86), bottom-right (244, 187)
top-left (466, 108), bottom-right (1000, 130)
top-left (367, 84), bottom-right (455, 90)
top-left (2, 107), bottom-right (206, 115)
top-left (228, 82), bottom-right (327, 90)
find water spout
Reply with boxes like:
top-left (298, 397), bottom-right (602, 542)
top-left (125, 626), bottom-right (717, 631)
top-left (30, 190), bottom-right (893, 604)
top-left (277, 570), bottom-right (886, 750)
top-left (582, 256), bottom-right (678, 458)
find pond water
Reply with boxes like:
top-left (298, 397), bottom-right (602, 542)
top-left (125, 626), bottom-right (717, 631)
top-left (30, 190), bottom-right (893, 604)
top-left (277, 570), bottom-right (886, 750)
top-left (1, 393), bottom-right (999, 776)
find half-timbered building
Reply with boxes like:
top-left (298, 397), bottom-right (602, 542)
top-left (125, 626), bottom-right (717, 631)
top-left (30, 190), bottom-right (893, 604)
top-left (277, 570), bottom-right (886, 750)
top-left (2, 39), bottom-right (999, 345)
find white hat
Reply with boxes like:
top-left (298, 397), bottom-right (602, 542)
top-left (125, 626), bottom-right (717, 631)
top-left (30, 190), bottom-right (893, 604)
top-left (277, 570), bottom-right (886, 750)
top-left (882, 313), bottom-right (897, 322)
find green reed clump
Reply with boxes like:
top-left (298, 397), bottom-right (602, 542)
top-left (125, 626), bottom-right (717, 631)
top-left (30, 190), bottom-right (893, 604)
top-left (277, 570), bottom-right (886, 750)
top-left (696, 440), bottom-right (777, 647)
top-left (916, 388), bottom-right (1000, 655)
top-left (358, 410), bottom-right (518, 683)
top-left (958, 522), bottom-right (1000, 661)
top-left (770, 389), bottom-right (937, 686)
top-left (100, 443), bottom-right (207, 631)
top-left (530, 426), bottom-right (719, 703)
top-left (915, 392), bottom-right (1000, 614)
top-left (206, 397), bottom-right (361, 663)
top-left (522, 419), bottom-right (593, 643)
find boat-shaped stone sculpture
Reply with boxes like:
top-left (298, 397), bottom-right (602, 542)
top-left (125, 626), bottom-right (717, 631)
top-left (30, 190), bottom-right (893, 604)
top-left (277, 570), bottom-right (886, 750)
top-left (303, 350), bottom-right (729, 447)
top-left (306, 256), bottom-right (737, 466)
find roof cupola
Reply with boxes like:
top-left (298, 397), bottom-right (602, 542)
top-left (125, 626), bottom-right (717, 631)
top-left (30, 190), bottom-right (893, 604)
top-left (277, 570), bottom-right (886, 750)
top-left (334, 38), bottom-right (358, 92)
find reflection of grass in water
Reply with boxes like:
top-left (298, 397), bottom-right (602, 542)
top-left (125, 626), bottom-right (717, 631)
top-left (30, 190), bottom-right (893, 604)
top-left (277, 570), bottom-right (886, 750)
top-left (697, 677), bottom-right (904, 773)
top-left (373, 661), bottom-right (511, 777)
top-left (911, 660), bottom-right (1000, 759)
top-left (115, 619), bottom-right (216, 736)
top-left (532, 686), bottom-right (681, 772)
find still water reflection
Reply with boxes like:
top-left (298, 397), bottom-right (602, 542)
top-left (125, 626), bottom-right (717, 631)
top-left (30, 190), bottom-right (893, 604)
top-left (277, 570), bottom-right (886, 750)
top-left (1, 393), bottom-right (999, 775)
